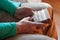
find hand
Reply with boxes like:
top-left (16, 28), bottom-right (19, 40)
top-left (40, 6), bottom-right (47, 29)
top-left (15, 7), bottom-right (34, 19)
top-left (16, 17), bottom-right (48, 34)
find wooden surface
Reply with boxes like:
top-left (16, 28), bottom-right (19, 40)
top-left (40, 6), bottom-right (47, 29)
top-left (42, 0), bottom-right (60, 40)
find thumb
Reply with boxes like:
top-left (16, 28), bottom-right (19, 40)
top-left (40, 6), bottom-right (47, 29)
top-left (23, 17), bottom-right (33, 21)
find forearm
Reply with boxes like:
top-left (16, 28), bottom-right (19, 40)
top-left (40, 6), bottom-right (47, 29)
top-left (0, 22), bottom-right (17, 39)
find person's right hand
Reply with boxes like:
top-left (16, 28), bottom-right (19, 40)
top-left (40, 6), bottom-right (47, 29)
top-left (16, 17), bottom-right (48, 34)
top-left (15, 7), bottom-right (34, 19)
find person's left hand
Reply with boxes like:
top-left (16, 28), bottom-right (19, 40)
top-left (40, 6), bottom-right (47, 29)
top-left (14, 7), bottom-right (34, 19)
top-left (16, 17), bottom-right (48, 34)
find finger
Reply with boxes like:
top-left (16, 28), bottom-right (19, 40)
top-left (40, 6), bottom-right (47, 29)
top-left (30, 22), bottom-right (49, 27)
top-left (23, 17), bottom-right (33, 21)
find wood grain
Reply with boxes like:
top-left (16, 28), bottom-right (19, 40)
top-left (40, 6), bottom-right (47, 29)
top-left (42, 0), bottom-right (60, 40)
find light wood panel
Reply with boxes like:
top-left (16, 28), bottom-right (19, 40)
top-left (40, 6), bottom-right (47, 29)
top-left (42, 0), bottom-right (60, 40)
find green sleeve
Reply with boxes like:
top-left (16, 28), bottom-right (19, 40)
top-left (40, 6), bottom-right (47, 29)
top-left (0, 0), bottom-right (21, 16)
top-left (0, 22), bottom-right (17, 40)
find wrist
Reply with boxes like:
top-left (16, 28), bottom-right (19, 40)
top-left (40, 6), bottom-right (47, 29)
top-left (14, 7), bottom-right (22, 19)
top-left (16, 22), bottom-right (22, 34)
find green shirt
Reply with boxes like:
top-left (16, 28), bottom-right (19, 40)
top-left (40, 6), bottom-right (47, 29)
top-left (0, 0), bottom-right (21, 39)
top-left (0, 22), bottom-right (17, 40)
top-left (0, 0), bottom-right (21, 16)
